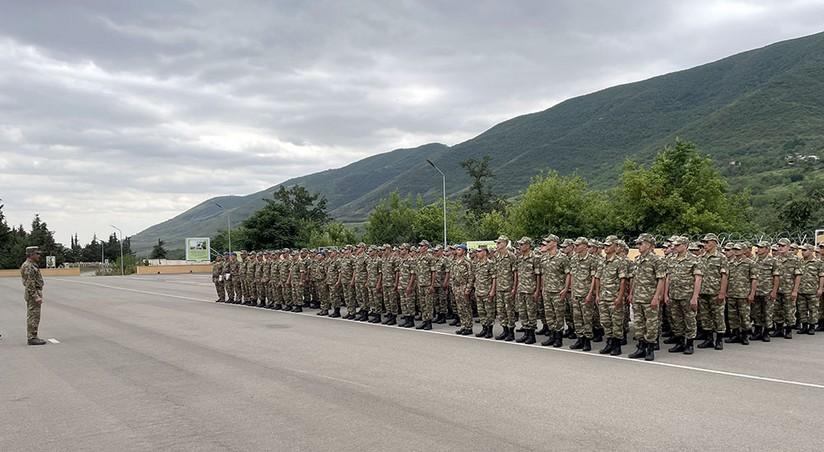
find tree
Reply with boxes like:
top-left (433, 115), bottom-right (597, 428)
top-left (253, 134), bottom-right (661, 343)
top-left (413, 200), bottom-right (468, 245)
top-left (243, 185), bottom-right (329, 249)
top-left (460, 156), bottom-right (504, 217)
top-left (364, 191), bottom-right (417, 244)
top-left (212, 227), bottom-right (250, 253)
top-left (149, 239), bottom-right (168, 259)
top-left (306, 222), bottom-right (359, 248)
top-left (615, 139), bottom-right (752, 236)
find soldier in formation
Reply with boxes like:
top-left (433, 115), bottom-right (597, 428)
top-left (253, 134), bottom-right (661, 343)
top-left (212, 237), bottom-right (823, 362)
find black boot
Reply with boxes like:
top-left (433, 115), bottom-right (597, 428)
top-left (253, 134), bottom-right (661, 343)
top-left (695, 328), bottom-right (707, 340)
top-left (783, 326), bottom-right (792, 339)
top-left (552, 331), bottom-right (563, 347)
top-left (385, 314), bottom-right (397, 326)
top-left (369, 313), bottom-right (382, 323)
top-left (807, 324), bottom-right (816, 335)
top-left (628, 340), bottom-right (646, 359)
top-left (582, 337), bottom-right (592, 351)
top-left (740, 329), bottom-right (749, 345)
top-left (750, 326), bottom-right (761, 340)
top-left (683, 338), bottom-right (694, 354)
top-left (536, 323), bottom-right (550, 336)
top-left (610, 340), bottom-right (622, 356)
top-left (292, 305), bottom-right (303, 313)
top-left (770, 323), bottom-right (784, 337)
top-left (330, 307), bottom-right (341, 318)
top-left (724, 329), bottom-right (740, 344)
top-left (541, 332), bottom-right (554, 346)
top-left (485, 326), bottom-right (493, 338)
top-left (599, 338), bottom-right (615, 355)
top-left (762, 327), bottom-right (771, 342)
top-left (273, 304), bottom-right (282, 310)
top-left (592, 328), bottom-right (603, 343)
top-left (448, 317), bottom-right (460, 326)
top-left (570, 337), bottom-right (585, 350)
top-left (565, 326), bottom-right (577, 339)
top-left (495, 326), bottom-right (508, 341)
top-left (816, 320), bottom-right (824, 332)
top-left (799, 323), bottom-right (809, 334)
top-left (645, 342), bottom-right (655, 361)
top-left (714, 332), bottom-right (724, 350)
top-left (400, 316), bottom-right (414, 328)
top-left (475, 325), bottom-right (488, 338)
top-left (654, 336), bottom-right (660, 351)
top-left (516, 330), bottom-right (530, 343)
top-left (668, 337), bottom-right (685, 353)
top-left (621, 332), bottom-right (628, 346)
top-left (316, 309), bottom-right (328, 316)
top-left (504, 327), bottom-right (515, 342)
top-left (27, 337), bottom-right (47, 346)
top-left (525, 330), bottom-right (536, 344)
top-left (663, 335), bottom-right (680, 345)
top-left (697, 334), bottom-right (715, 349)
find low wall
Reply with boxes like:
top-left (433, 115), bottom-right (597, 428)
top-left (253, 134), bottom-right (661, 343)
top-left (0, 267), bottom-right (81, 278)
top-left (136, 264), bottom-right (212, 275)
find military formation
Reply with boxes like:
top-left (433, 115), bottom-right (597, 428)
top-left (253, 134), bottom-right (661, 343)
top-left (211, 235), bottom-right (824, 361)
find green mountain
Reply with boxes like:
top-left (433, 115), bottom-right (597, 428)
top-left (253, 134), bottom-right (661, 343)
top-left (131, 31), bottom-right (824, 254)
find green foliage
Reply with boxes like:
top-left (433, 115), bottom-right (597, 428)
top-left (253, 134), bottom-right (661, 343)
top-left (460, 156), bottom-right (504, 217)
top-left (412, 201), bottom-right (468, 245)
top-left (212, 227), bottom-right (251, 253)
top-left (364, 191), bottom-right (417, 244)
top-left (616, 139), bottom-right (752, 235)
top-left (242, 185), bottom-right (329, 249)
top-left (149, 239), bottom-right (167, 259)
top-left (470, 210), bottom-right (509, 241)
top-left (306, 222), bottom-right (359, 248)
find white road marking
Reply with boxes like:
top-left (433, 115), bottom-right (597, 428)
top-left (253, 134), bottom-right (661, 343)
top-left (55, 278), bottom-right (824, 391)
top-left (47, 338), bottom-right (60, 344)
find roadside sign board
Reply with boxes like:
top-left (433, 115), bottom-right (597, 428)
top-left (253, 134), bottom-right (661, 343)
top-left (185, 238), bottom-right (211, 261)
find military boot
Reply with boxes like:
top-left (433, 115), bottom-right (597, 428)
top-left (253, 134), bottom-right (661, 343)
top-left (475, 325), bottom-right (488, 338)
top-left (448, 317), bottom-right (460, 326)
top-left (663, 335), bottom-right (680, 345)
top-left (645, 342), bottom-right (655, 361)
top-left (552, 331), bottom-right (563, 348)
top-left (565, 326), bottom-right (577, 339)
top-left (461, 327), bottom-right (474, 336)
top-left (714, 332), bottom-right (724, 350)
top-left (582, 337), bottom-right (592, 351)
top-left (369, 313), bottom-right (381, 323)
top-left (316, 309), bottom-right (328, 316)
top-left (515, 330), bottom-right (530, 343)
top-left (536, 323), bottom-right (550, 336)
top-left (599, 338), bottom-right (615, 355)
top-left (799, 323), bottom-right (809, 334)
top-left (668, 337), bottom-right (685, 353)
top-left (592, 328), bottom-right (604, 343)
top-left (435, 313), bottom-right (447, 324)
top-left (540, 331), bottom-right (554, 346)
top-left (292, 305), bottom-right (303, 313)
top-left (621, 332), bottom-right (628, 346)
top-left (27, 337), bottom-right (47, 346)
top-left (807, 324), bottom-right (816, 335)
top-left (416, 320), bottom-right (432, 330)
top-left (330, 307), bottom-right (341, 318)
top-left (628, 340), bottom-right (645, 359)
top-left (740, 330), bottom-right (749, 345)
top-left (610, 340), bottom-right (622, 356)
top-left (654, 336), bottom-right (660, 351)
top-left (697, 334), bottom-right (715, 349)
top-left (695, 328), bottom-right (707, 341)
top-left (273, 303), bottom-right (282, 310)
top-left (770, 323), bottom-right (784, 337)
top-left (724, 329), bottom-right (740, 344)
top-left (762, 328), bottom-right (771, 342)
top-left (783, 326), bottom-right (792, 339)
top-left (386, 314), bottom-right (397, 326)
top-left (816, 320), bottom-right (824, 332)
top-left (525, 330), bottom-right (536, 344)
top-left (569, 337), bottom-right (585, 350)
top-left (484, 326), bottom-right (493, 338)
top-left (750, 326), bottom-right (761, 340)
top-left (504, 327), bottom-right (515, 342)
top-left (495, 326), bottom-right (509, 341)
top-left (683, 338), bottom-right (694, 355)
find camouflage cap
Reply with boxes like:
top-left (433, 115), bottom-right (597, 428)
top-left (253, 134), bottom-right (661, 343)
top-left (603, 235), bottom-right (619, 246)
top-left (542, 234), bottom-right (560, 244)
top-left (723, 242), bottom-right (734, 250)
top-left (770, 244), bottom-right (779, 251)
top-left (400, 243), bottom-right (410, 249)
top-left (495, 235), bottom-right (509, 243)
top-left (668, 235), bottom-right (680, 244)
top-left (801, 244), bottom-right (815, 251)
top-left (477, 244), bottom-right (489, 253)
top-left (617, 240), bottom-right (629, 250)
top-left (732, 243), bottom-right (745, 250)
top-left (756, 241), bottom-right (770, 248)
top-left (357, 242), bottom-right (366, 248)
top-left (635, 233), bottom-right (656, 244)
top-left (776, 238), bottom-right (791, 246)
top-left (456, 243), bottom-right (468, 251)
top-left (561, 238), bottom-right (574, 247)
top-left (701, 233), bottom-right (719, 243)
top-left (516, 236), bottom-right (532, 246)
top-left (574, 237), bottom-right (589, 246)
top-left (433, 245), bottom-right (443, 251)
top-left (688, 242), bottom-right (701, 251)
top-left (25, 246), bottom-right (40, 255)
top-left (419, 240), bottom-right (431, 247)
top-left (790, 243), bottom-right (799, 250)
top-left (673, 236), bottom-right (689, 246)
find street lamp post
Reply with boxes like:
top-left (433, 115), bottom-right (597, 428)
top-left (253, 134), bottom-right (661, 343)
top-left (426, 159), bottom-right (447, 248)
top-left (100, 237), bottom-right (105, 264)
top-left (214, 202), bottom-right (232, 253)
top-left (111, 225), bottom-right (125, 276)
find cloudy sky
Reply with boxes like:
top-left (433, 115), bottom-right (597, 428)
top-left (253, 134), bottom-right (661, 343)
top-left (1, 0), bottom-right (823, 244)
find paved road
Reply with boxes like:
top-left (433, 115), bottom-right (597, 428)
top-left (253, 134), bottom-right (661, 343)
top-left (2, 275), bottom-right (823, 451)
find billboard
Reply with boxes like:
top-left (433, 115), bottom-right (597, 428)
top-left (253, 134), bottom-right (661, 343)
top-left (816, 229), bottom-right (824, 247)
top-left (185, 238), bottom-right (211, 261)
top-left (466, 240), bottom-right (497, 251)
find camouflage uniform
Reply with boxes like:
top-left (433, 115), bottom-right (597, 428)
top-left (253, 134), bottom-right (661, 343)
top-left (366, 252), bottom-right (383, 315)
top-left (381, 252), bottom-right (400, 316)
top-left (632, 249), bottom-right (666, 343)
top-left (290, 256), bottom-right (304, 307)
top-left (246, 254), bottom-right (258, 303)
top-left (354, 250), bottom-right (370, 313)
top-left (474, 254), bottom-right (496, 328)
top-left (21, 258), bottom-right (44, 340)
top-left (269, 257), bottom-right (281, 307)
top-left (229, 257), bottom-right (241, 303)
top-left (256, 256), bottom-right (269, 306)
top-left (752, 251), bottom-right (776, 329)
top-left (597, 254), bottom-right (628, 340)
top-left (416, 250), bottom-right (437, 321)
top-left (339, 252), bottom-right (357, 316)
top-left (398, 253), bottom-right (416, 318)
top-left (570, 252), bottom-right (597, 339)
top-left (698, 248), bottom-right (728, 334)
top-left (515, 249), bottom-right (541, 331)
top-left (773, 253), bottom-right (801, 327)
top-left (797, 253), bottom-right (823, 325)
top-left (239, 255), bottom-right (250, 302)
top-left (434, 254), bottom-right (448, 316)
top-left (539, 250), bottom-right (570, 333)
top-left (667, 252), bottom-right (703, 340)
top-left (212, 258), bottom-right (226, 302)
top-left (312, 255), bottom-right (327, 309)
top-left (727, 254), bottom-right (757, 331)
top-left (278, 256), bottom-right (292, 308)
top-left (493, 249), bottom-right (517, 328)
top-left (451, 254), bottom-right (475, 330)
top-left (324, 255), bottom-right (341, 311)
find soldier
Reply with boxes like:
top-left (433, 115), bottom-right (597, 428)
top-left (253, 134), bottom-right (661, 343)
top-left (228, 253), bottom-right (241, 304)
top-left (797, 244), bottom-right (824, 334)
top-left (770, 238), bottom-right (801, 339)
top-left (432, 246), bottom-right (448, 324)
top-left (473, 245), bottom-right (496, 338)
top-left (617, 241), bottom-right (633, 346)
top-left (450, 244), bottom-right (475, 335)
top-left (365, 246), bottom-right (383, 323)
top-left (697, 233), bottom-right (728, 350)
top-left (628, 234), bottom-right (665, 361)
top-left (414, 240), bottom-right (436, 330)
top-left (21, 246), bottom-right (47, 345)
top-left (352, 243), bottom-right (369, 321)
top-left (512, 237), bottom-right (541, 344)
top-left (665, 236), bottom-right (703, 355)
top-left (491, 236), bottom-right (517, 341)
top-left (339, 246), bottom-right (357, 319)
top-left (750, 242), bottom-right (775, 341)
top-left (538, 234), bottom-right (571, 348)
top-left (277, 250), bottom-right (292, 311)
top-left (560, 238), bottom-right (576, 339)
top-left (398, 245), bottom-right (417, 328)
top-left (238, 251), bottom-right (249, 303)
top-left (379, 245), bottom-right (400, 325)
top-left (257, 252), bottom-right (269, 308)
top-left (292, 251), bottom-right (306, 312)
top-left (313, 251), bottom-right (329, 316)
top-left (596, 236), bottom-right (628, 356)
top-left (212, 255), bottom-right (226, 302)
top-left (569, 237), bottom-right (597, 351)
top-left (725, 243), bottom-right (757, 345)
top-left (324, 249), bottom-right (342, 317)
top-left (245, 251), bottom-right (258, 305)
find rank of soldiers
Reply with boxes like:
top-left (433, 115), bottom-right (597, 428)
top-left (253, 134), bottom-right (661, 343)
top-left (211, 235), bottom-right (824, 362)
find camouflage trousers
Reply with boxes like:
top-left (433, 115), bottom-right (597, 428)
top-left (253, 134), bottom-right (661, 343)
top-left (623, 301), bottom-right (630, 334)
top-left (541, 290), bottom-right (565, 332)
top-left (598, 300), bottom-right (624, 339)
top-left (268, 282), bottom-right (282, 305)
top-left (278, 285), bottom-right (291, 307)
top-left (570, 296), bottom-right (594, 338)
top-left (369, 286), bottom-right (383, 314)
top-left (435, 286), bottom-right (447, 314)
top-left (750, 295), bottom-right (771, 327)
top-left (591, 301), bottom-right (602, 330)
top-left (232, 278), bottom-right (242, 302)
top-left (343, 284), bottom-right (357, 315)
top-left (632, 302), bottom-right (659, 343)
top-left (669, 298), bottom-right (697, 339)
top-left (257, 282), bottom-right (268, 304)
top-left (355, 283), bottom-right (369, 311)
top-left (495, 290), bottom-right (516, 328)
top-left (454, 286), bottom-right (473, 329)
top-left (224, 277), bottom-right (235, 302)
top-left (796, 293), bottom-right (819, 325)
top-left (727, 297), bottom-right (752, 330)
top-left (26, 295), bottom-right (42, 339)
top-left (516, 292), bottom-right (538, 330)
top-left (772, 293), bottom-right (796, 326)
top-left (213, 280), bottom-right (225, 302)
top-left (291, 283), bottom-right (303, 306)
top-left (324, 284), bottom-right (341, 310)
top-left (416, 286), bottom-right (435, 321)
top-left (698, 294), bottom-right (726, 333)
top-left (314, 283), bottom-right (329, 310)
top-left (400, 287), bottom-right (416, 316)
top-left (245, 277), bottom-right (256, 301)
top-left (564, 296), bottom-right (573, 330)
top-left (382, 287), bottom-right (399, 315)
top-left (477, 290), bottom-right (496, 327)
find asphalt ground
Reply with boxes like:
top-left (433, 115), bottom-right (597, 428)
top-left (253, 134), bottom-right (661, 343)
top-left (2, 274), bottom-right (823, 451)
